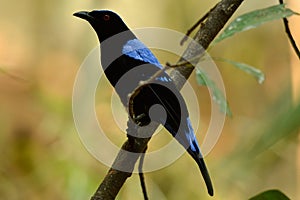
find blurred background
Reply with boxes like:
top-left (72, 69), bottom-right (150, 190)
top-left (0, 0), bottom-right (299, 199)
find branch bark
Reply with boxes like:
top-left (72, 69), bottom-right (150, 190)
top-left (91, 0), bottom-right (245, 199)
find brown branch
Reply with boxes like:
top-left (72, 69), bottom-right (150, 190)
top-left (91, 0), bottom-right (245, 199)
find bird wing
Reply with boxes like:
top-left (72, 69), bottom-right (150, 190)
top-left (122, 38), bottom-right (201, 152)
top-left (122, 39), bottom-right (173, 83)
top-left (122, 39), bottom-right (163, 69)
top-left (122, 38), bottom-right (213, 195)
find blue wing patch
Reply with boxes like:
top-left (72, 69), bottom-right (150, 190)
top-left (122, 39), bottom-right (172, 83)
top-left (155, 76), bottom-right (172, 82)
top-left (122, 39), bottom-right (163, 69)
top-left (185, 117), bottom-right (200, 154)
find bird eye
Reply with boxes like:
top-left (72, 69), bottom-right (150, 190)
top-left (103, 14), bottom-right (110, 21)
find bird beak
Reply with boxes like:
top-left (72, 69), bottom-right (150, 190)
top-left (73, 11), bottom-right (92, 21)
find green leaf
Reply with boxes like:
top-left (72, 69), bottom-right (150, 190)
top-left (250, 96), bottom-right (300, 155)
top-left (214, 4), bottom-right (299, 43)
top-left (215, 58), bottom-right (265, 84)
top-left (249, 189), bottom-right (290, 200)
top-left (195, 70), bottom-right (206, 85)
top-left (196, 69), bottom-right (232, 117)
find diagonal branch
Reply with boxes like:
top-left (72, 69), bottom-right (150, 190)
top-left (91, 0), bottom-right (245, 199)
top-left (279, 0), bottom-right (300, 60)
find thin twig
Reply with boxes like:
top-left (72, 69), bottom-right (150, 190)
top-left (0, 67), bottom-right (27, 82)
top-left (134, 58), bottom-right (196, 91)
top-left (136, 61), bottom-right (181, 87)
top-left (138, 147), bottom-right (148, 200)
top-left (139, 65), bottom-right (170, 86)
top-left (279, 0), bottom-right (300, 60)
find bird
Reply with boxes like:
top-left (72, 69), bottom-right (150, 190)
top-left (74, 10), bottom-right (214, 196)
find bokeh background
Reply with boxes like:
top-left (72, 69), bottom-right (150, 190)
top-left (0, 0), bottom-right (299, 199)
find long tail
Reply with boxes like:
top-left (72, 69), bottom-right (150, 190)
top-left (188, 148), bottom-right (214, 196)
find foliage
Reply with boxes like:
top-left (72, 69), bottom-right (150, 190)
top-left (214, 4), bottom-right (299, 44)
top-left (196, 3), bottom-right (298, 117)
top-left (249, 189), bottom-right (290, 200)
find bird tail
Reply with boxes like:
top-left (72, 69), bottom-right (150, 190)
top-left (188, 148), bottom-right (214, 196)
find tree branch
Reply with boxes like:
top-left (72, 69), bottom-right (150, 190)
top-left (91, 0), bottom-right (245, 199)
top-left (279, 0), bottom-right (300, 60)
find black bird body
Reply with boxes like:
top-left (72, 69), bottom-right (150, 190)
top-left (74, 10), bottom-right (213, 196)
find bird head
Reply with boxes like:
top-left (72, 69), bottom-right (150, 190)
top-left (73, 10), bottom-right (130, 42)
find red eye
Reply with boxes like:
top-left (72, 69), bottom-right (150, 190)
top-left (103, 14), bottom-right (110, 21)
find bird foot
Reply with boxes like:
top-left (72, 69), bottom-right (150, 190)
top-left (133, 113), bottom-right (148, 126)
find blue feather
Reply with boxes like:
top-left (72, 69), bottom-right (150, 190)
top-left (185, 117), bottom-right (200, 154)
top-left (122, 39), bottom-right (173, 83)
top-left (122, 39), bottom-right (163, 69)
top-left (164, 116), bottom-right (201, 154)
top-left (155, 76), bottom-right (172, 82)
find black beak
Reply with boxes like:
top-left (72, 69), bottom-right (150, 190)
top-left (73, 11), bottom-right (92, 21)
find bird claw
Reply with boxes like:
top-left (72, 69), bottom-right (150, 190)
top-left (133, 113), bottom-right (147, 126)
